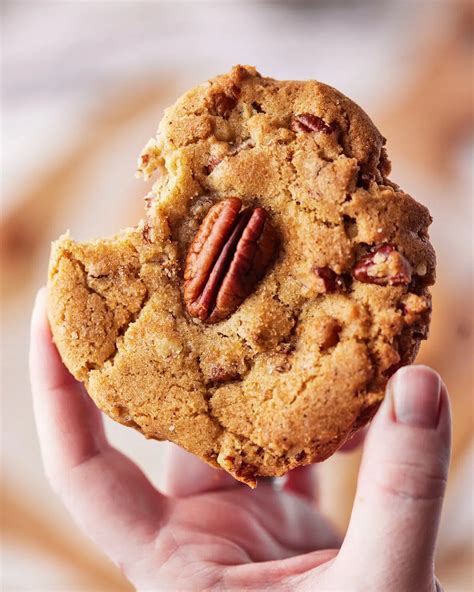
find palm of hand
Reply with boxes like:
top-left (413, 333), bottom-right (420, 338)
top-left (72, 439), bottom-right (340, 590)
top-left (151, 480), bottom-right (338, 590)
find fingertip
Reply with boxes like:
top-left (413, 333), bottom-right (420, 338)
top-left (30, 287), bottom-right (53, 362)
top-left (391, 365), bottom-right (441, 429)
top-left (32, 286), bottom-right (47, 323)
top-left (388, 364), bottom-right (441, 397)
top-left (370, 364), bottom-right (451, 456)
top-left (35, 285), bottom-right (47, 304)
top-left (385, 365), bottom-right (451, 444)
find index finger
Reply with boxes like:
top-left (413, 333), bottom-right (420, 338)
top-left (30, 288), bottom-right (168, 568)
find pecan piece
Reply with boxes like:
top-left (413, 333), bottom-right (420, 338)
top-left (142, 220), bottom-right (154, 243)
top-left (313, 266), bottom-right (337, 293)
top-left (205, 155), bottom-right (223, 174)
top-left (352, 244), bottom-right (412, 286)
top-left (211, 85), bottom-right (241, 118)
top-left (184, 198), bottom-right (277, 323)
top-left (313, 266), bottom-right (349, 293)
top-left (291, 113), bottom-right (333, 134)
top-left (208, 363), bottom-right (241, 383)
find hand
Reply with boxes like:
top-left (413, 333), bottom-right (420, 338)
top-left (30, 288), bottom-right (450, 591)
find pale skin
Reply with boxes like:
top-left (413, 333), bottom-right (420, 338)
top-left (30, 288), bottom-right (449, 591)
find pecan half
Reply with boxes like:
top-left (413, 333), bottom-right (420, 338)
top-left (291, 113), bottom-right (333, 134)
top-left (352, 244), bottom-right (412, 286)
top-left (184, 198), bottom-right (277, 323)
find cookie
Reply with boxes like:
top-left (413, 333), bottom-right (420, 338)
top-left (47, 66), bottom-right (435, 487)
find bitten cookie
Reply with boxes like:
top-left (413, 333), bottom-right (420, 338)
top-left (48, 66), bottom-right (435, 487)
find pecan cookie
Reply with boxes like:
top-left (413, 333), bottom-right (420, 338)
top-left (48, 66), bottom-right (435, 487)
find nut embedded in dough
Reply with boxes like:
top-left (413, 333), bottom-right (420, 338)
top-left (184, 198), bottom-right (277, 323)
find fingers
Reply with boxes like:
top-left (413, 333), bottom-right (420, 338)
top-left (283, 466), bottom-right (319, 504)
top-left (30, 288), bottom-right (168, 567)
top-left (335, 365), bottom-right (451, 590)
top-left (158, 442), bottom-right (239, 497)
top-left (30, 288), bottom-right (107, 479)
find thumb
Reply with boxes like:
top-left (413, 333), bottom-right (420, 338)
top-left (335, 365), bottom-right (451, 591)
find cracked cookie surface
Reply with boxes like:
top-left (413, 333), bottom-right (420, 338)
top-left (48, 66), bottom-right (435, 486)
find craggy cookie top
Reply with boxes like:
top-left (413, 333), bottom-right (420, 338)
top-left (48, 66), bottom-right (435, 486)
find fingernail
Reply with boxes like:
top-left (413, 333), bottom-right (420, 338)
top-left (392, 366), bottom-right (441, 429)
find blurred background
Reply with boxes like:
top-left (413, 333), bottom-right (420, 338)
top-left (1, 0), bottom-right (473, 590)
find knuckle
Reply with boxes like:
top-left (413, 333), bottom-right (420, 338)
top-left (375, 458), bottom-right (447, 502)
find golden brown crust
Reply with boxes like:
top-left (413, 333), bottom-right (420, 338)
top-left (48, 66), bottom-right (435, 487)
